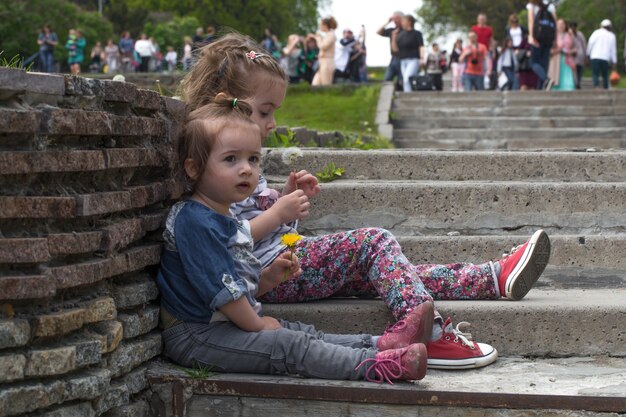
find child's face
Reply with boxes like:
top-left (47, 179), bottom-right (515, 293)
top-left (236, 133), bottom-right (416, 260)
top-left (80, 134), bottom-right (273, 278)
top-left (192, 123), bottom-right (262, 215)
top-left (247, 72), bottom-right (288, 138)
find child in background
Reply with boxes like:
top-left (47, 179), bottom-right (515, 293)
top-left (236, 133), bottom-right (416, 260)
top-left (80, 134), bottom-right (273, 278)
top-left (157, 95), bottom-right (430, 383)
top-left (179, 33), bottom-right (551, 371)
top-left (449, 39), bottom-right (464, 92)
top-left (425, 43), bottom-right (446, 91)
top-left (165, 46), bottom-right (178, 72)
top-left (497, 37), bottom-right (520, 90)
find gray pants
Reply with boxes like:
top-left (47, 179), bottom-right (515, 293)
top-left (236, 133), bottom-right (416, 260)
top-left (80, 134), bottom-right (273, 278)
top-left (162, 319), bottom-right (377, 380)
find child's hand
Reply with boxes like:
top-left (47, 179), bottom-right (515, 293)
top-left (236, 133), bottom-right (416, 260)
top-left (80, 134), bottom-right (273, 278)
top-left (271, 189), bottom-right (310, 224)
top-left (258, 252), bottom-right (302, 296)
top-left (283, 171), bottom-right (321, 198)
top-left (295, 171), bottom-right (321, 198)
top-left (260, 316), bottom-right (281, 330)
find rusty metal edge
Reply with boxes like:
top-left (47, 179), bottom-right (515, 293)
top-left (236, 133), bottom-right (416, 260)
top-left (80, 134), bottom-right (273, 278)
top-left (168, 377), bottom-right (626, 413)
top-left (172, 381), bottom-right (185, 417)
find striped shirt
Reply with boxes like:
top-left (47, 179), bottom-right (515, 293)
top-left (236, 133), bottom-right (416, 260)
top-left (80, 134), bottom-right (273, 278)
top-left (230, 174), bottom-right (297, 267)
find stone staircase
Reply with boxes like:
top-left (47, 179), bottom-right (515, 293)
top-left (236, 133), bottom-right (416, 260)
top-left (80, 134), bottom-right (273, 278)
top-left (393, 90), bottom-right (626, 149)
top-left (147, 91), bottom-right (626, 416)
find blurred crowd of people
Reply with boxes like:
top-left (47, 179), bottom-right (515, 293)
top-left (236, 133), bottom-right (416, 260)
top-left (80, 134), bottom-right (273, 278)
top-left (33, 20), bottom-right (368, 85)
top-left (34, 2), bottom-right (623, 91)
top-left (378, 0), bottom-right (623, 92)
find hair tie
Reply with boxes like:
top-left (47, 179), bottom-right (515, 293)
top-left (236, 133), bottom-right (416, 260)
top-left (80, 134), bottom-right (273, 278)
top-left (232, 98), bottom-right (238, 108)
top-left (246, 51), bottom-right (267, 61)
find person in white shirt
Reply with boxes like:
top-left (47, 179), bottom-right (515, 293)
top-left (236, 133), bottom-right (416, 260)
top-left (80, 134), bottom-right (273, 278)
top-left (165, 46), bottom-right (178, 72)
top-left (134, 33), bottom-right (156, 72)
top-left (334, 28), bottom-right (357, 81)
top-left (587, 19), bottom-right (617, 89)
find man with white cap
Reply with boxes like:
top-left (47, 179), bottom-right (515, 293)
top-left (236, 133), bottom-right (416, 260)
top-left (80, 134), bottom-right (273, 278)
top-left (586, 19), bottom-right (617, 89)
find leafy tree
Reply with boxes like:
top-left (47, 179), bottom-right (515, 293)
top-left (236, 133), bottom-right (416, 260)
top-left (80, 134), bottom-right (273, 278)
top-left (130, 0), bottom-right (322, 41)
top-left (417, 0), bottom-right (528, 41)
top-left (104, 0), bottom-right (150, 38)
top-left (144, 15), bottom-right (201, 51)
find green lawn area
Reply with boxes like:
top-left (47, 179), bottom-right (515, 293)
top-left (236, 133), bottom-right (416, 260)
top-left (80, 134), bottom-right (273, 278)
top-left (276, 82), bottom-right (380, 134)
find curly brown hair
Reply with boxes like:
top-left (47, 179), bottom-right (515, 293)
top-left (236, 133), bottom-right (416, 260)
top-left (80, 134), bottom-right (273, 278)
top-left (178, 94), bottom-right (259, 190)
top-left (321, 16), bottom-right (338, 30)
top-left (179, 32), bottom-right (287, 113)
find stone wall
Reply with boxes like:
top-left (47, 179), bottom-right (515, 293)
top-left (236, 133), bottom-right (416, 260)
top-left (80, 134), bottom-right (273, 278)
top-left (0, 68), bottom-right (184, 417)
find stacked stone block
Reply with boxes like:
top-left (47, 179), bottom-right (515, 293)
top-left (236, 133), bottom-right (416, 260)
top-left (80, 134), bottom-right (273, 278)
top-left (0, 68), bottom-right (184, 417)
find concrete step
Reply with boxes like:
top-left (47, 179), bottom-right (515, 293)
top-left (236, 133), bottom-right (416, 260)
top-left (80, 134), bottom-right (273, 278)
top-left (301, 180), bottom-right (626, 236)
top-left (393, 235), bottom-right (626, 271)
top-left (263, 288), bottom-right (626, 357)
top-left (393, 137), bottom-right (626, 150)
top-left (393, 127), bottom-right (626, 141)
top-left (399, 89), bottom-right (626, 99)
top-left (395, 90), bottom-right (626, 104)
top-left (393, 105), bottom-right (626, 118)
top-left (394, 116), bottom-right (626, 129)
top-left (148, 358), bottom-right (626, 416)
top-left (262, 149), bottom-right (626, 182)
top-left (394, 97), bottom-right (621, 109)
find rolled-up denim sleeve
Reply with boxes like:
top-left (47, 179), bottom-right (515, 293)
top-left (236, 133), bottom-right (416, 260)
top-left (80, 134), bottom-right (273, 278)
top-left (177, 214), bottom-right (249, 311)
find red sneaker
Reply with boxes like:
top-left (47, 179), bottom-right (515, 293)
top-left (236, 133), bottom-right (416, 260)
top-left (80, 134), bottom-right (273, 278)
top-left (356, 343), bottom-right (427, 383)
top-left (427, 318), bottom-right (497, 370)
top-left (498, 230), bottom-right (551, 300)
top-left (377, 301), bottom-right (434, 351)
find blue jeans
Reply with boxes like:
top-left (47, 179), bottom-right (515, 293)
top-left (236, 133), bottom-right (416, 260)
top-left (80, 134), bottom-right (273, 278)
top-left (531, 44), bottom-right (551, 89)
top-left (591, 59), bottom-right (609, 89)
top-left (40, 50), bottom-right (55, 73)
top-left (502, 67), bottom-right (518, 90)
top-left (384, 56), bottom-right (401, 82)
top-left (463, 73), bottom-right (484, 91)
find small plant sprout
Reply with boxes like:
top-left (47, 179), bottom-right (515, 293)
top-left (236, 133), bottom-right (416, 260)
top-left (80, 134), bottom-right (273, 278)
top-left (315, 162), bottom-right (345, 183)
top-left (280, 232), bottom-right (303, 280)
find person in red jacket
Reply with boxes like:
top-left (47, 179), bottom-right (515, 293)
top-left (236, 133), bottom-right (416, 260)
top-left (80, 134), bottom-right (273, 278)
top-left (472, 13), bottom-right (493, 49)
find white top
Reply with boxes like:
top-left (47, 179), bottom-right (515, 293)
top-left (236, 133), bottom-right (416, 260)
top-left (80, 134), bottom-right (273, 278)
top-left (526, 1), bottom-right (556, 16)
top-left (587, 28), bottom-right (617, 64)
top-left (509, 26), bottom-right (523, 48)
top-left (183, 44), bottom-right (192, 60)
top-left (334, 39), bottom-right (355, 72)
top-left (165, 51), bottom-right (177, 63)
top-left (134, 39), bottom-right (156, 57)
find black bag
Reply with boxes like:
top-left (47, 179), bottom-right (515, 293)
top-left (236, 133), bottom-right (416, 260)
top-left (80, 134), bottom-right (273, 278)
top-left (533, 1), bottom-right (556, 46)
top-left (410, 73), bottom-right (433, 91)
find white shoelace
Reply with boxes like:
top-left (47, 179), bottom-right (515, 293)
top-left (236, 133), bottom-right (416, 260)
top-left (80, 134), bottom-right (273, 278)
top-left (502, 243), bottom-right (524, 258)
top-left (451, 321), bottom-right (474, 347)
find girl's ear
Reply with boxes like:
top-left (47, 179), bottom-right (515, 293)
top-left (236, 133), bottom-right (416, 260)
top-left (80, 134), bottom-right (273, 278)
top-left (214, 92), bottom-right (228, 102)
top-left (184, 158), bottom-right (199, 181)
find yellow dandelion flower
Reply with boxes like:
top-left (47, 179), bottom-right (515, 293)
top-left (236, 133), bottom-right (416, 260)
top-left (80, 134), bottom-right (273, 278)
top-left (281, 233), bottom-right (302, 248)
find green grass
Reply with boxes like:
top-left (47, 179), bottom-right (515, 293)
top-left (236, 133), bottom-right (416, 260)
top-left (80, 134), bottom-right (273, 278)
top-left (177, 363), bottom-right (216, 379)
top-left (0, 51), bottom-right (32, 71)
top-left (276, 83), bottom-right (380, 135)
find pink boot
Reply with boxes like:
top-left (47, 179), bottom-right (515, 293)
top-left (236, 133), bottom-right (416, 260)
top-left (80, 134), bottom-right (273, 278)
top-left (356, 343), bottom-right (427, 383)
top-left (377, 301), bottom-right (434, 350)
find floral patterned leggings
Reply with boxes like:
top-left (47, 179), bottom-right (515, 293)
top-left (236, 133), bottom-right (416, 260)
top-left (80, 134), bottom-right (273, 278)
top-left (259, 228), bottom-right (498, 321)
